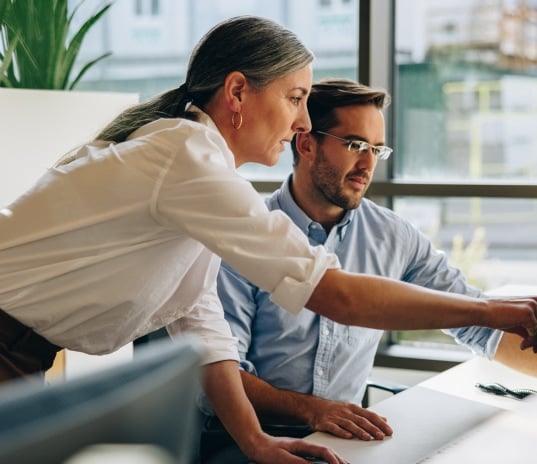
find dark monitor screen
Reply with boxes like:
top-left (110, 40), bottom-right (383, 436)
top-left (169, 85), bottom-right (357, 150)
top-left (0, 336), bottom-right (204, 464)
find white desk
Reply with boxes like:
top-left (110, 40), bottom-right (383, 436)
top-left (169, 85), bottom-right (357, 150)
top-left (305, 358), bottom-right (537, 463)
top-left (420, 356), bottom-right (537, 410)
top-left (419, 358), bottom-right (537, 463)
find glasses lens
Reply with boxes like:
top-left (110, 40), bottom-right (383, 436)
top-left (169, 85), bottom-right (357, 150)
top-left (377, 147), bottom-right (392, 160)
top-left (350, 141), bottom-right (392, 160)
top-left (348, 140), bottom-right (367, 152)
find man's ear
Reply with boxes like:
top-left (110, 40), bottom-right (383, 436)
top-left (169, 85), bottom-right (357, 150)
top-left (223, 71), bottom-right (247, 111)
top-left (295, 132), bottom-right (316, 163)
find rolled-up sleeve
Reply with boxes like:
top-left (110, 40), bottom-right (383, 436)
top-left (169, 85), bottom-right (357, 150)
top-left (155, 124), bottom-right (340, 315)
top-left (443, 326), bottom-right (503, 359)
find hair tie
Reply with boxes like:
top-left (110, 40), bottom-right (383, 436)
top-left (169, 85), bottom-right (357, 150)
top-left (178, 83), bottom-right (190, 97)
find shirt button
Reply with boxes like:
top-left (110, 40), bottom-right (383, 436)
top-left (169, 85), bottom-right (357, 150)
top-left (316, 368), bottom-right (324, 376)
top-left (322, 328), bottom-right (329, 336)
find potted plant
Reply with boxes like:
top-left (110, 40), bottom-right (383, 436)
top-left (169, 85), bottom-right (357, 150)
top-left (0, 0), bottom-right (112, 89)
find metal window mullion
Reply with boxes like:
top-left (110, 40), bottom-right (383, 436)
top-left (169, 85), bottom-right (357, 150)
top-left (368, 181), bottom-right (537, 198)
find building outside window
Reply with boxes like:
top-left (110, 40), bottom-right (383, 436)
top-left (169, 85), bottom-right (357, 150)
top-left (376, 0), bottom-right (537, 351)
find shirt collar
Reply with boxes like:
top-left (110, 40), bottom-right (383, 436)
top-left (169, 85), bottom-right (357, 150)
top-left (276, 174), bottom-right (355, 240)
top-left (186, 104), bottom-right (236, 168)
top-left (187, 104), bottom-right (218, 131)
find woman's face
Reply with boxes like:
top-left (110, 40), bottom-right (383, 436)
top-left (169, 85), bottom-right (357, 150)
top-left (235, 65), bottom-right (313, 167)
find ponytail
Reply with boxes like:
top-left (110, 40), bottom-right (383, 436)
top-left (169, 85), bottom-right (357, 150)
top-left (95, 83), bottom-right (197, 143)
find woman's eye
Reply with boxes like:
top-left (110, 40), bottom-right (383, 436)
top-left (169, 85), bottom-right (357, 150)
top-left (290, 97), bottom-right (301, 105)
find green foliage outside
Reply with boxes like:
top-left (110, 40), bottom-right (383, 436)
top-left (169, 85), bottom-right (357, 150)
top-left (393, 226), bottom-right (489, 348)
top-left (0, 0), bottom-right (111, 90)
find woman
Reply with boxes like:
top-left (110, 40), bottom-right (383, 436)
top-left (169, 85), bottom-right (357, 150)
top-left (0, 15), bottom-right (536, 464)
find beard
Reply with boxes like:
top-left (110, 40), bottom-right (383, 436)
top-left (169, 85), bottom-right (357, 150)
top-left (310, 147), bottom-right (370, 211)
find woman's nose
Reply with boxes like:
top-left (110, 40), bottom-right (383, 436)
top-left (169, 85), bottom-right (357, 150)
top-left (293, 107), bottom-right (312, 133)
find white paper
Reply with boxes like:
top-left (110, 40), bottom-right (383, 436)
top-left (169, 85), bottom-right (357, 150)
top-left (305, 386), bottom-right (500, 463)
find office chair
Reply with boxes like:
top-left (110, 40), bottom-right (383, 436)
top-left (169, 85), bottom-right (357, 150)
top-left (362, 377), bottom-right (408, 408)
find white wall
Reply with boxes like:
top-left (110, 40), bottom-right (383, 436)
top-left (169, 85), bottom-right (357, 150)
top-left (1, 88), bottom-right (139, 378)
top-left (0, 88), bottom-right (138, 207)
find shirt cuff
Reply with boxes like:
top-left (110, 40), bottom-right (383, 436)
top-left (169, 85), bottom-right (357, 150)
top-left (485, 329), bottom-right (503, 360)
top-left (198, 334), bottom-right (240, 365)
top-left (270, 249), bottom-right (340, 314)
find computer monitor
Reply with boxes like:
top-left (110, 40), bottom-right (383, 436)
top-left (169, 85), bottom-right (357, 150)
top-left (0, 336), bottom-right (204, 464)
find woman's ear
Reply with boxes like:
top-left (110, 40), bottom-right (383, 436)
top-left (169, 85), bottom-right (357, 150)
top-left (295, 132), bottom-right (316, 163)
top-left (223, 71), bottom-right (247, 111)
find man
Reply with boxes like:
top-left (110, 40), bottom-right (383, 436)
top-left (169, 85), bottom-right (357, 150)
top-left (199, 78), bottom-right (537, 458)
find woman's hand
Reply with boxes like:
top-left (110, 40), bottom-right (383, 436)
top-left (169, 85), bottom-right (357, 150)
top-left (244, 434), bottom-right (348, 464)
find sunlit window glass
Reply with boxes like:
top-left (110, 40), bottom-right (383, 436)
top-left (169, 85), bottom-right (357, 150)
top-left (396, 0), bottom-right (537, 181)
top-left (393, 0), bottom-right (537, 347)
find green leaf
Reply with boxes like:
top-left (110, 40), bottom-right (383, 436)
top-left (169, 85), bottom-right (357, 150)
top-left (59, 3), bottom-right (112, 89)
top-left (0, 36), bottom-right (18, 87)
top-left (0, 0), bottom-right (112, 89)
top-left (68, 51), bottom-right (111, 90)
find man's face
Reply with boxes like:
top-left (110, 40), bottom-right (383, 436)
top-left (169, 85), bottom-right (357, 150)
top-left (310, 104), bottom-right (386, 210)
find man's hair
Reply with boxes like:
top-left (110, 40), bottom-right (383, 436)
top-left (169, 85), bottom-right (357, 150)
top-left (291, 78), bottom-right (391, 164)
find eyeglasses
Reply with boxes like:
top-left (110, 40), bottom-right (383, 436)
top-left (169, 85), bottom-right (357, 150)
top-left (314, 130), bottom-right (393, 160)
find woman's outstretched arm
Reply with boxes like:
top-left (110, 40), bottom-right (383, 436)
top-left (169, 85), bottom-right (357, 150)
top-left (307, 269), bottom-right (537, 334)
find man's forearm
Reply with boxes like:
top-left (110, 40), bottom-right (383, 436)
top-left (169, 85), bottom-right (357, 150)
top-left (240, 371), bottom-right (394, 441)
top-left (240, 370), bottom-right (314, 425)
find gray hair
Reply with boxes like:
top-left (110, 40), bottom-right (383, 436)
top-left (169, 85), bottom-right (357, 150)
top-left (96, 16), bottom-right (314, 143)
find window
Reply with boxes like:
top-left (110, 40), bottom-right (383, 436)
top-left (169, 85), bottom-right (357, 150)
top-left (134, 0), bottom-right (161, 16)
top-left (371, 0), bottom-right (537, 353)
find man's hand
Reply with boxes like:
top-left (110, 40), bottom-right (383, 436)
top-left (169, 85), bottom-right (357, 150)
top-left (303, 396), bottom-right (393, 440)
top-left (245, 434), bottom-right (348, 464)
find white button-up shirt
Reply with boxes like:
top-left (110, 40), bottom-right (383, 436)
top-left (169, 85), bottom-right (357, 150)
top-left (0, 107), bottom-right (339, 363)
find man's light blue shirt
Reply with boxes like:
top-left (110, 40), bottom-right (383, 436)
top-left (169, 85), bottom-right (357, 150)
top-left (216, 175), bottom-right (502, 407)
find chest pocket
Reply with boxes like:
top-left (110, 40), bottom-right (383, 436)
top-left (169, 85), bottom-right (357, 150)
top-left (343, 325), bottom-right (382, 347)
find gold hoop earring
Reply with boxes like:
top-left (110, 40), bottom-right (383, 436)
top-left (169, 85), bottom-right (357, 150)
top-left (231, 112), bottom-right (243, 130)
